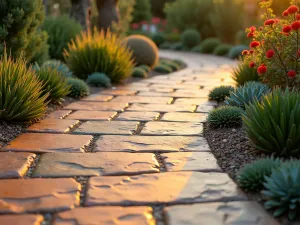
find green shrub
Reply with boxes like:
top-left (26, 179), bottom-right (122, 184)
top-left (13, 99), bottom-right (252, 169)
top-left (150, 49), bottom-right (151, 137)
top-left (131, 67), bottom-right (148, 78)
top-left (181, 29), bottom-right (201, 49)
top-left (237, 158), bottom-right (281, 192)
top-left (243, 89), bottom-right (300, 156)
top-left (42, 60), bottom-right (73, 77)
top-left (213, 44), bottom-right (232, 56)
top-left (152, 33), bottom-right (165, 47)
top-left (139, 65), bottom-right (151, 72)
top-left (42, 16), bottom-right (82, 61)
top-left (124, 34), bottom-right (158, 68)
top-left (170, 42), bottom-right (183, 51)
top-left (207, 106), bottom-right (243, 128)
top-left (172, 59), bottom-right (185, 67)
top-left (132, 0), bottom-right (152, 23)
top-left (235, 30), bottom-right (249, 45)
top-left (198, 38), bottom-right (221, 53)
top-left (67, 78), bottom-right (89, 98)
top-left (154, 64), bottom-right (173, 73)
top-left (160, 59), bottom-right (180, 71)
top-left (232, 58), bottom-right (259, 86)
top-left (263, 160), bottom-right (300, 220)
top-left (190, 45), bottom-right (202, 53)
top-left (30, 31), bottom-right (50, 65)
top-left (160, 42), bottom-right (172, 49)
top-left (64, 29), bottom-right (134, 83)
top-left (228, 45), bottom-right (248, 59)
top-left (86, 73), bottom-right (112, 87)
top-left (0, 52), bottom-right (47, 122)
top-left (208, 86), bottom-right (234, 102)
top-left (165, 32), bottom-right (181, 43)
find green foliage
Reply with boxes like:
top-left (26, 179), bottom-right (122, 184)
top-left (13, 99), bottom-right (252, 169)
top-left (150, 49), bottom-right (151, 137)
top-left (228, 45), bottom-right (248, 59)
top-left (232, 58), bottom-right (259, 86)
top-left (139, 64), bottom-right (151, 72)
top-left (172, 59), bottom-right (185, 67)
top-left (0, 0), bottom-right (48, 62)
top-left (164, 32), bottom-right (181, 43)
top-left (42, 60), bottom-right (73, 77)
top-left (190, 45), bottom-right (202, 53)
top-left (160, 59), bottom-right (180, 71)
top-left (213, 44), bottom-right (232, 56)
top-left (263, 160), bottom-right (300, 220)
top-left (124, 35), bottom-right (159, 68)
top-left (132, 0), bottom-right (152, 23)
top-left (198, 38), bottom-right (221, 53)
top-left (225, 81), bottom-right (270, 109)
top-left (170, 42), bottom-right (183, 50)
top-left (243, 89), bottom-right (300, 157)
top-left (131, 67), bottom-right (148, 78)
top-left (35, 67), bottom-right (70, 102)
top-left (152, 33), bottom-right (165, 47)
top-left (154, 64), bottom-right (173, 73)
top-left (30, 31), bottom-right (50, 65)
top-left (237, 158), bottom-right (281, 192)
top-left (42, 15), bottom-right (82, 61)
top-left (207, 106), bottom-right (243, 128)
top-left (64, 29), bottom-right (134, 83)
top-left (160, 42), bottom-right (172, 49)
top-left (86, 73), bottom-right (112, 87)
top-left (0, 52), bottom-right (47, 122)
top-left (181, 29), bottom-right (201, 49)
top-left (235, 30), bottom-right (249, 45)
top-left (208, 86), bottom-right (234, 102)
top-left (151, 0), bottom-right (174, 18)
top-left (67, 78), bottom-right (89, 98)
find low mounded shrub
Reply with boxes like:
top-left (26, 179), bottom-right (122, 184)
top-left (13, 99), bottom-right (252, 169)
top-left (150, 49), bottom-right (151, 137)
top-left (165, 32), bottom-right (181, 43)
top-left (67, 78), bottom-right (90, 98)
top-left (131, 67), bottom-right (148, 78)
top-left (170, 42), bottom-right (183, 51)
top-left (228, 45), bottom-right (248, 59)
top-left (172, 59), bottom-right (185, 67)
top-left (159, 42), bottom-right (172, 49)
top-left (160, 59), bottom-right (180, 71)
top-left (243, 89), bottom-right (300, 156)
top-left (86, 73), bottom-right (112, 87)
top-left (152, 33), bottom-right (165, 47)
top-left (225, 81), bottom-right (270, 109)
top-left (181, 29), bottom-right (201, 49)
top-left (208, 86), bottom-right (234, 102)
top-left (154, 64), bottom-right (173, 73)
top-left (139, 65), bottom-right (151, 72)
top-left (198, 38), bottom-right (221, 53)
top-left (207, 106), bottom-right (243, 128)
top-left (213, 44), bottom-right (232, 56)
top-left (42, 60), bottom-right (73, 77)
top-left (232, 58), bottom-right (259, 86)
top-left (191, 45), bottom-right (202, 53)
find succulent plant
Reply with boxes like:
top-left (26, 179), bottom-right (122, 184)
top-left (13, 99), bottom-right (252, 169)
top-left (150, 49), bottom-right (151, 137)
top-left (181, 28), bottom-right (201, 48)
top-left (160, 59), bottom-right (180, 71)
top-left (207, 106), bottom-right (243, 128)
top-left (67, 78), bottom-right (89, 98)
top-left (232, 58), bottom-right (259, 86)
top-left (228, 45), bottom-right (248, 59)
top-left (151, 33), bottom-right (165, 47)
top-left (42, 60), bottom-right (73, 77)
top-left (86, 73), bottom-right (112, 87)
top-left (138, 64), bottom-right (151, 73)
top-left (154, 64), bottom-right (173, 73)
top-left (131, 67), bottom-right (148, 78)
top-left (213, 44), bottom-right (232, 56)
top-left (198, 38), bottom-right (221, 53)
top-left (208, 86), bottom-right (234, 102)
top-left (170, 42), bottom-right (183, 51)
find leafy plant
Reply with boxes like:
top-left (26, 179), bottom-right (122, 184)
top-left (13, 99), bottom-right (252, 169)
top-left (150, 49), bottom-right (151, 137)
top-left (160, 42), bottom-right (172, 49)
top-left (208, 86), bottom-right (234, 102)
top-left (243, 89), bottom-right (300, 156)
top-left (42, 60), bottom-right (73, 77)
top-left (131, 67), bottom-right (148, 78)
top-left (170, 42), bottom-right (184, 50)
top-left (160, 59), bottom-right (180, 71)
top-left (198, 38), bottom-right (221, 53)
top-left (207, 106), bottom-right (243, 128)
top-left (213, 44), bottom-right (232, 56)
top-left (190, 45), bottom-right (202, 53)
top-left (228, 45), bottom-right (248, 59)
top-left (139, 64), bottom-right (151, 72)
top-left (67, 78), bottom-right (89, 98)
top-left (172, 59), bottom-right (185, 67)
top-left (154, 64), bottom-right (173, 73)
top-left (132, 0), bottom-right (152, 23)
top-left (165, 32), bottom-right (181, 43)
top-left (64, 29), bottom-right (134, 83)
top-left (232, 58), bottom-right (260, 86)
top-left (237, 158), bottom-right (281, 192)
top-left (152, 33), bottom-right (165, 47)
top-left (181, 29), bottom-right (201, 48)
top-left (86, 73), bottom-right (112, 87)
top-left (225, 81), bottom-right (270, 109)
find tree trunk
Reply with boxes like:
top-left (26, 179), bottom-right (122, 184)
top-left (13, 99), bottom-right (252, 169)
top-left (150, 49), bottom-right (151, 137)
top-left (96, 0), bottom-right (119, 31)
top-left (70, 0), bottom-right (91, 30)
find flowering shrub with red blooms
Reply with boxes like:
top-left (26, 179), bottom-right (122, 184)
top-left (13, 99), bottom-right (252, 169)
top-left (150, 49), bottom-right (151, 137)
top-left (245, 0), bottom-right (300, 88)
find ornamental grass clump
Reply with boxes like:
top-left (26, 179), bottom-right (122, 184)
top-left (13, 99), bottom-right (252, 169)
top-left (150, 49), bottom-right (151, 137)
top-left (232, 58), bottom-right (260, 86)
top-left (42, 60), bottom-right (73, 77)
top-left (243, 89), bottom-right (300, 156)
top-left (208, 86), bottom-right (234, 102)
top-left (207, 106), bottom-right (243, 128)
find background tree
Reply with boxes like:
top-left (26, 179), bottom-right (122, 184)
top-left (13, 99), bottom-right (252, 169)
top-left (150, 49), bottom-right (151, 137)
top-left (96, 0), bottom-right (119, 30)
top-left (132, 0), bottom-right (152, 23)
top-left (70, 0), bottom-right (91, 30)
top-left (151, 0), bottom-right (174, 18)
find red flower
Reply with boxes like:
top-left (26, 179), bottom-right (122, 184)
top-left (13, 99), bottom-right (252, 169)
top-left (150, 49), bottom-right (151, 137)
top-left (249, 62), bottom-right (255, 68)
top-left (297, 50), bottom-right (300, 57)
top-left (249, 50), bottom-right (254, 54)
top-left (257, 65), bottom-right (267, 74)
top-left (282, 25), bottom-right (292, 33)
top-left (162, 19), bottom-right (167, 25)
top-left (288, 5), bottom-right (299, 14)
top-left (266, 49), bottom-right (275, 58)
top-left (242, 50), bottom-right (249, 55)
top-left (250, 41), bottom-right (260, 48)
top-left (152, 17), bottom-right (160, 24)
top-left (291, 21), bottom-right (300, 30)
top-left (282, 10), bottom-right (289, 17)
top-left (288, 70), bottom-right (297, 78)
top-left (131, 23), bottom-right (139, 29)
top-left (264, 19), bottom-right (275, 26)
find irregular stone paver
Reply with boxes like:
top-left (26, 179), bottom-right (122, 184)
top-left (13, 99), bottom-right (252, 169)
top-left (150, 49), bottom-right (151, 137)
top-left (161, 112), bottom-right (207, 122)
top-left (126, 104), bottom-right (196, 112)
top-left (141, 79), bottom-right (181, 85)
top-left (73, 121), bottom-right (138, 135)
top-left (161, 152), bottom-right (221, 172)
top-left (174, 98), bottom-right (217, 106)
top-left (53, 206), bottom-right (154, 225)
top-left (115, 112), bottom-right (159, 121)
top-left (65, 101), bottom-right (128, 111)
top-left (0, 214), bottom-right (43, 225)
top-left (0, 178), bottom-right (80, 213)
top-left (85, 172), bottom-right (246, 206)
top-left (164, 201), bottom-right (280, 225)
top-left (95, 136), bottom-right (210, 152)
top-left (0, 152), bottom-right (35, 178)
top-left (33, 152), bottom-right (159, 177)
top-left (138, 91), bottom-right (209, 98)
top-left (101, 89), bottom-right (137, 96)
top-left (81, 94), bottom-right (113, 102)
top-left (47, 110), bottom-right (72, 119)
top-left (66, 111), bottom-right (116, 121)
top-left (110, 96), bottom-right (172, 104)
top-left (2, 133), bottom-right (92, 153)
top-left (141, 122), bottom-right (203, 136)
top-left (146, 87), bottom-right (175, 93)
top-left (150, 83), bottom-right (201, 90)
top-left (196, 105), bottom-right (215, 113)
top-left (27, 119), bottom-right (79, 133)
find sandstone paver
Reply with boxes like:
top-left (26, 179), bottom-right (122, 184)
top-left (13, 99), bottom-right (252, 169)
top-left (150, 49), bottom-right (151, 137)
top-left (150, 83), bottom-right (201, 90)
top-left (95, 135), bottom-right (210, 152)
top-left (65, 101), bottom-right (128, 111)
top-left (0, 152), bottom-right (35, 178)
top-left (0, 214), bottom-right (43, 225)
top-left (47, 110), bottom-right (72, 119)
top-left (2, 133), bottom-right (92, 153)
top-left (0, 178), bottom-right (80, 213)
top-left (109, 96), bottom-right (172, 104)
top-left (115, 112), bottom-right (159, 121)
top-left (33, 152), bottom-right (159, 177)
top-left (85, 172), bottom-right (246, 206)
top-left (126, 104), bottom-right (196, 112)
top-left (100, 89), bottom-right (137, 96)
top-left (161, 112), bottom-right (207, 122)
top-left (53, 206), bottom-right (154, 225)
top-left (81, 94), bottom-right (114, 102)
top-left (66, 111), bottom-right (116, 121)
top-left (27, 119), bottom-right (79, 133)
top-left (196, 105), bottom-right (215, 113)
top-left (138, 91), bottom-right (209, 98)
top-left (174, 98), bottom-right (217, 106)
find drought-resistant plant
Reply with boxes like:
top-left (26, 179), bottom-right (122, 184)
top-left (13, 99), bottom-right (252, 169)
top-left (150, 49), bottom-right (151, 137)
top-left (67, 78), bottom-right (89, 98)
top-left (0, 52), bottom-right (47, 122)
top-left (165, 32), bottom-right (181, 43)
top-left (170, 42), bottom-right (183, 51)
top-left (207, 106), bottom-right (243, 128)
top-left (237, 158), bottom-right (281, 192)
top-left (190, 45), bottom-right (202, 53)
top-left (139, 65), bottom-right (151, 72)
top-left (152, 33), bottom-right (165, 47)
top-left (198, 38), bottom-right (221, 54)
top-left (263, 160), bottom-right (300, 220)
top-left (225, 81), bottom-right (270, 109)
top-left (124, 34), bottom-right (158, 68)
top-left (86, 73), bottom-right (112, 87)
top-left (64, 29), bottom-right (134, 83)
top-left (154, 64), bottom-right (173, 73)
top-left (131, 67), bottom-right (148, 78)
top-left (160, 42), bottom-right (172, 49)
top-left (213, 44), bottom-right (232, 56)
top-left (243, 89), bottom-right (300, 156)
top-left (232, 58), bottom-right (260, 86)
top-left (208, 86), bottom-right (234, 102)
top-left (160, 59), bottom-right (180, 71)
top-left (172, 59), bottom-right (185, 67)
top-left (181, 29), bottom-right (201, 49)
top-left (42, 60), bottom-right (73, 77)
top-left (132, 0), bottom-right (152, 23)
top-left (228, 45), bottom-right (248, 59)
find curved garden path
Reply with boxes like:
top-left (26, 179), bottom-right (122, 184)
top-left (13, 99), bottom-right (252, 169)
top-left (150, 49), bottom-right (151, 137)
top-left (0, 51), bottom-right (279, 225)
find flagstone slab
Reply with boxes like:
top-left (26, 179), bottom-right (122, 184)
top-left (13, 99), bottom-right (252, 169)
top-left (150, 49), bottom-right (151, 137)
top-left (161, 113), bottom-right (207, 122)
top-left (85, 172), bottom-right (246, 206)
top-left (101, 89), bottom-right (137, 96)
top-left (110, 96), bottom-right (172, 104)
top-left (33, 152), bottom-right (159, 177)
top-left (115, 112), bottom-right (159, 121)
top-left (174, 98), bottom-right (217, 106)
top-left (196, 105), bottom-right (215, 113)
top-left (150, 84), bottom-right (201, 90)
top-left (0, 214), bottom-right (43, 225)
top-left (95, 136), bottom-right (210, 152)
top-left (81, 94), bottom-right (114, 102)
top-left (73, 121), bottom-right (138, 135)
top-left (0, 152), bottom-right (35, 178)
top-left (47, 110), bottom-right (72, 119)
top-left (164, 201), bottom-right (280, 225)
top-left (2, 133), bottom-right (92, 153)
top-left (53, 206), bottom-right (154, 225)
top-left (137, 91), bottom-right (209, 98)
top-left (0, 178), bottom-right (80, 213)
top-left (27, 119), bottom-right (79, 133)
top-left (65, 101), bottom-right (128, 111)
top-left (66, 111), bottom-right (116, 121)
top-left (141, 122), bottom-right (203, 136)
top-left (161, 152), bottom-right (221, 172)
top-left (126, 104), bottom-right (196, 112)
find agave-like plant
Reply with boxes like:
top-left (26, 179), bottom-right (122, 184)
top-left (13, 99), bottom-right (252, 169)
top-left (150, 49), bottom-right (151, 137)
top-left (208, 85), bottom-right (234, 102)
top-left (232, 58), bottom-right (259, 86)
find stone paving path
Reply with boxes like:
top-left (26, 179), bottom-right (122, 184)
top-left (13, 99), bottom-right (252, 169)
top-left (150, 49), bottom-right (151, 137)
top-left (0, 51), bottom-right (280, 225)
